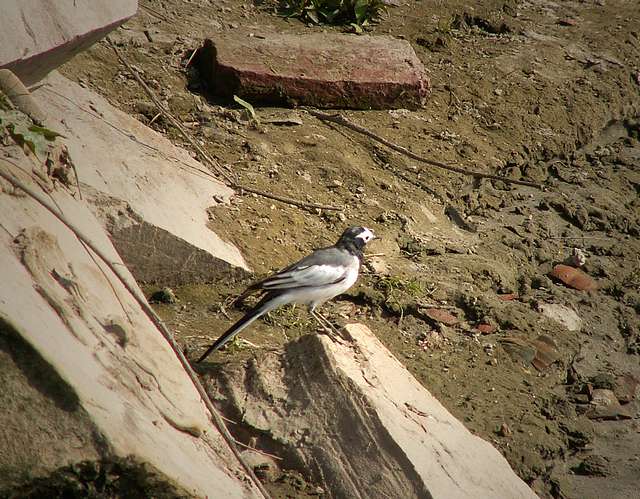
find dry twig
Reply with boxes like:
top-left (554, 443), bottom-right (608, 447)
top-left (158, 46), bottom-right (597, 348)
top-left (107, 38), bottom-right (340, 211)
top-left (0, 160), bottom-right (271, 499)
top-left (107, 37), bottom-right (231, 182)
top-left (418, 304), bottom-right (457, 310)
top-left (185, 47), bottom-right (199, 67)
top-left (232, 439), bottom-right (283, 461)
top-left (238, 184), bottom-right (340, 211)
top-left (140, 3), bottom-right (170, 22)
top-left (41, 86), bottom-right (221, 184)
top-left (307, 109), bottom-right (543, 189)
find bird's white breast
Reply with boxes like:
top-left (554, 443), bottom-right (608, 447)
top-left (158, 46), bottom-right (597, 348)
top-left (288, 255), bottom-right (360, 307)
top-left (338, 257), bottom-right (360, 292)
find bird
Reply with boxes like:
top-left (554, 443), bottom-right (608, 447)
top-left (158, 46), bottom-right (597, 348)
top-left (195, 226), bottom-right (377, 363)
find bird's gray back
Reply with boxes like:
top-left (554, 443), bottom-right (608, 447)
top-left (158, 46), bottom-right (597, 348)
top-left (294, 246), bottom-right (356, 269)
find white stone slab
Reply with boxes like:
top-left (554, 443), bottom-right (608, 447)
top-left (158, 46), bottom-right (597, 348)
top-left (0, 0), bottom-right (137, 85)
top-left (0, 151), bottom-right (258, 497)
top-left (31, 72), bottom-right (248, 279)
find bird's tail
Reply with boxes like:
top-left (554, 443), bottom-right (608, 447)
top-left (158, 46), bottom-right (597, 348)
top-left (195, 293), bottom-right (283, 363)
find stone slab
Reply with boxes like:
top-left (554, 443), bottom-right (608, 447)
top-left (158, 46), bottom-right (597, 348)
top-left (211, 324), bottom-right (538, 499)
top-left (197, 32), bottom-right (430, 110)
top-left (30, 72), bottom-right (248, 284)
top-left (0, 0), bottom-right (137, 86)
top-left (0, 145), bottom-right (260, 497)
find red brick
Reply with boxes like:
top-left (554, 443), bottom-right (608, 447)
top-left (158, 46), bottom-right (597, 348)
top-left (424, 308), bottom-right (458, 325)
top-left (476, 323), bottom-right (496, 334)
top-left (549, 264), bottom-right (597, 291)
top-left (196, 32), bottom-right (430, 110)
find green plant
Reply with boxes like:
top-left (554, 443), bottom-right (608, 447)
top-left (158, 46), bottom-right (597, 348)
top-left (374, 275), bottom-right (425, 317)
top-left (376, 275), bottom-right (424, 296)
top-left (281, 0), bottom-right (387, 29)
top-left (0, 93), bottom-right (10, 111)
top-left (0, 108), bottom-right (63, 159)
top-left (233, 94), bottom-right (258, 123)
top-left (263, 304), bottom-right (312, 330)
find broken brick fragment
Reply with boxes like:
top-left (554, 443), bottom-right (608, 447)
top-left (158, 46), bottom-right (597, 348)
top-left (196, 32), bottom-right (430, 110)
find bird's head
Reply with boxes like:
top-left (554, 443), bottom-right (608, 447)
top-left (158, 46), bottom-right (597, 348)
top-left (338, 226), bottom-right (377, 251)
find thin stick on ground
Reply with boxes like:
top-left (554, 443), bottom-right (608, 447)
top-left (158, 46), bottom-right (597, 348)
top-left (307, 109), bottom-right (544, 189)
top-left (106, 37), bottom-right (231, 182)
top-left (140, 3), bottom-right (170, 22)
top-left (0, 160), bottom-right (272, 499)
top-left (41, 86), bottom-right (227, 184)
top-left (239, 184), bottom-right (340, 211)
top-left (185, 47), bottom-right (199, 68)
top-left (418, 304), bottom-right (457, 310)
top-left (106, 38), bottom-right (341, 212)
top-left (232, 439), bottom-right (283, 461)
top-left (546, 236), bottom-right (612, 240)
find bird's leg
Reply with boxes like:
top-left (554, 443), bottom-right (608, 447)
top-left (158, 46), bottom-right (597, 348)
top-left (315, 311), bottom-right (343, 337)
top-left (309, 309), bottom-right (330, 334)
top-left (310, 309), bottom-right (348, 345)
top-left (318, 310), bottom-right (356, 343)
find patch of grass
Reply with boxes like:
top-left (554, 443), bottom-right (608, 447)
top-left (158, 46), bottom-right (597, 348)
top-left (376, 275), bottom-right (424, 296)
top-left (263, 304), bottom-right (313, 331)
top-left (374, 275), bottom-right (426, 317)
top-left (435, 15), bottom-right (455, 35)
top-left (623, 261), bottom-right (640, 289)
top-left (281, 0), bottom-right (387, 30)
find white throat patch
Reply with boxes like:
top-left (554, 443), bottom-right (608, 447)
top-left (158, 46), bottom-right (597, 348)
top-left (356, 227), bottom-right (375, 243)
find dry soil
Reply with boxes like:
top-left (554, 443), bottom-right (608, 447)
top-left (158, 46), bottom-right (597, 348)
top-left (61, 1), bottom-right (640, 497)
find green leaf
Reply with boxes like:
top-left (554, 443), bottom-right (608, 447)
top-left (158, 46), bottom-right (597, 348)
top-left (233, 94), bottom-right (258, 121)
top-left (278, 0), bottom-right (386, 27)
top-left (28, 125), bottom-right (64, 141)
top-left (0, 109), bottom-right (62, 158)
top-left (354, 0), bottom-right (369, 23)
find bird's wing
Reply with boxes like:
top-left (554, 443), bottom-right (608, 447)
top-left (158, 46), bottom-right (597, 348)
top-left (256, 248), bottom-right (354, 290)
top-left (260, 264), bottom-right (348, 289)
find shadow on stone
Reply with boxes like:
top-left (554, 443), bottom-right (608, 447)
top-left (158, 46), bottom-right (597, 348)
top-left (3, 457), bottom-right (190, 499)
top-left (0, 318), bottom-right (80, 413)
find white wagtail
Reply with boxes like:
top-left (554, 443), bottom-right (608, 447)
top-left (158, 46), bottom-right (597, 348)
top-left (195, 226), bottom-right (376, 363)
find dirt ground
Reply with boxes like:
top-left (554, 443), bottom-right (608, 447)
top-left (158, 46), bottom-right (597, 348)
top-left (61, 0), bottom-right (640, 497)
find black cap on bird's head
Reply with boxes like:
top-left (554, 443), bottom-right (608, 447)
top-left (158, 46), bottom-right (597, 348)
top-left (336, 226), bottom-right (377, 255)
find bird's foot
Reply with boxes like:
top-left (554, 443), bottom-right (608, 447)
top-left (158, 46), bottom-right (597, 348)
top-left (320, 326), bottom-right (350, 346)
top-left (311, 311), bottom-right (350, 345)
